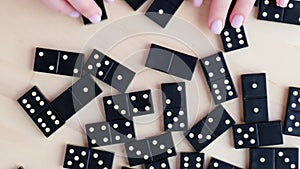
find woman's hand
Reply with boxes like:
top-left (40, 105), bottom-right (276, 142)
top-left (193, 0), bottom-right (256, 34)
top-left (41, 0), bottom-right (114, 24)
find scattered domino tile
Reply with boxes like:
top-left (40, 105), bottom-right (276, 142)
top-left (250, 148), bottom-right (299, 169)
top-left (145, 44), bottom-right (198, 80)
top-left (103, 90), bottom-right (154, 121)
top-left (161, 82), bottom-right (187, 109)
top-left (180, 152), bottom-right (205, 169)
top-left (125, 0), bottom-right (147, 10)
top-left (63, 145), bottom-right (90, 169)
top-left (103, 94), bottom-right (131, 121)
top-left (82, 0), bottom-right (108, 25)
top-left (125, 132), bottom-right (176, 166)
top-left (32, 105), bottom-right (65, 138)
top-left (83, 49), bottom-right (136, 92)
top-left (283, 1), bottom-right (300, 25)
top-left (208, 157), bottom-right (242, 169)
top-left (161, 82), bottom-right (188, 131)
top-left (109, 119), bottom-right (136, 144)
top-left (233, 123), bottom-right (260, 148)
top-left (286, 87), bottom-right (300, 112)
top-left (284, 111), bottom-right (300, 136)
top-left (145, 0), bottom-right (184, 28)
top-left (17, 86), bottom-right (50, 119)
top-left (185, 105), bottom-right (236, 152)
top-left (148, 133), bottom-right (177, 162)
top-left (85, 119), bottom-right (136, 147)
top-left (257, 0), bottom-right (300, 26)
top-left (284, 87), bottom-right (300, 136)
top-left (242, 73), bottom-right (267, 98)
top-left (51, 75), bottom-right (103, 122)
top-left (258, 0), bottom-right (285, 23)
top-left (220, 0), bottom-right (249, 52)
top-left (233, 121), bottom-right (283, 149)
top-left (17, 86), bottom-right (65, 137)
top-left (220, 26), bottom-right (249, 52)
top-left (163, 108), bottom-right (187, 132)
top-left (242, 73), bottom-right (269, 123)
top-left (63, 144), bottom-right (114, 169)
top-left (34, 47), bottom-right (84, 77)
top-left (145, 158), bottom-right (170, 169)
top-left (88, 148), bottom-right (115, 169)
top-left (127, 90), bottom-right (154, 117)
top-left (255, 0), bottom-right (260, 7)
top-left (199, 52), bottom-right (238, 104)
top-left (86, 121), bottom-right (111, 147)
top-left (125, 139), bottom-right (153, 166)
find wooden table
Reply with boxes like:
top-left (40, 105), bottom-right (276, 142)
top-left (1, 0), bottom-right (300, 168)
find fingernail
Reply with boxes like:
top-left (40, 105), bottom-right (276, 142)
top-left (105, 0), bottom-right (114, 3)
top-left (231, 14), bottom-right (244, 28)
top-left (89, 14), bottom-right (102, 24)
top-left (210, 20), bottom-right (223, 34)
top-left (69, 11), bottom-right (80, 18)
top-left (194, 0), bottom-right (203, 7)
top-left (277, 0), bottom-right (288, 7)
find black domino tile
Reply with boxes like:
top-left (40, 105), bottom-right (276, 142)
top-left (34, 48), bottom-right (59, 74)
top-left (241, 73), bottom-right (267, 99)
top-left (32, 105), bottom-right (65, 138)
top-left (243, 98), bottom-right (269, 123)
top-left (125, 0), bottom-right (147, 10)
top-left (70, 75), bottom-right (103, 106)
top-left (83, 0), bottom-right (108, 25)
top-left (275, 148), bottom-right (299, 169)
top-left (88, 148), bottom-right (114, 169)
top-left (51, 88), bottom-right (82, 122)
top-left (103, 63), bottom-right (136, 93)
top-left (208, 157), bottom-right (242, 169)
top-left (145, 0), bottom-right (184, 28)
top-left (180, 152), bottom-right (205, 169)
top-left (250, 148), bottom-right (275, 169)
top-left (63, 144), bottom-right (90, 169)
top-left (57, 51), bottom-right (84, 77)
top-left (145, 44), bottom-right (174, 73)
top-left (257, 121), bottom-right (283, 146)
top-left (254, 0), bottom-right (260, 7)
top-left (220, 26), bottom-right (249, 52)
top-left (17, 86), bottom-right (50, 119)
top-left (283, 1), bottom-right (300, 25)
top-left (168, 51), bottom-right (198, 80)
top-left (148, 132), bottom-right (177, 162)
top-left (284, 111), bottom-right (300, 136)
top-left (258, 0), bottom-right (285, 23)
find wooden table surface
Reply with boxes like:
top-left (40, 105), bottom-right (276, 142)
top-left (1, 0), bottom-right (300, 168)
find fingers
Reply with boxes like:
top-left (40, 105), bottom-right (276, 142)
top-left (230, 0), bottom-right (255, 28)
top-left (208, 0), bottom-right (232, 34)
top-left (193, 0), bottom-right (204, 7)
top-left (276, 0), bottom-right (289, 7)
top-left (67, 0), bottom-right (103, 23)
top-left (42, 0), bottom-right (114, 23)
top-left (41, 0), bottom-right (80, 18)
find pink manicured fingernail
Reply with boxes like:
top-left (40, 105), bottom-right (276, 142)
top-left (89, 14), bottom-right (102, 23)
top-left (210, 20), bottom-right (223, 34)
top-left (231, 14), bottom-right (244, 28)
top-left (105, 0), bottom-right (114, 3)
top-left (277, 0), bottom-right (288, 7)
top-left (194, 0), bottom-right (203, 7)
top-left (69, 11), bottom-right (80, 18)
